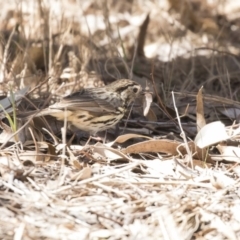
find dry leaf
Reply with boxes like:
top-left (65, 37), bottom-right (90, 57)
top-left (92, 142), bottom-right (130, 161)
top-left (71, 167), bottom-right (92, 180)
top-left (196, 86), bottom-right (206, 131)
top-left (107, 133), bottom-right (152, 147)
top-left (216, 145), bottom-right (240, 162)
top-left (143, 90), bottom-right (153, 117)
top-left (122, 139), bottom-right (181, 155)
top-left (195, 121), bottom-right (229, 149)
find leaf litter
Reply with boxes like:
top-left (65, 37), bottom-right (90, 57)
top-left (0, 0), bottom-right (240, 239)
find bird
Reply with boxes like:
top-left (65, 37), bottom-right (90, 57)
top-left (33, 79), bottom-right (142, 134)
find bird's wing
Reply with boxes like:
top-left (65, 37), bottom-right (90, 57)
top-left (49, 88), bottom-right (118, 113)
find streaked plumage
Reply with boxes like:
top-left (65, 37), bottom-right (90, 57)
top-left (36, 79), bottom-right (142, 133)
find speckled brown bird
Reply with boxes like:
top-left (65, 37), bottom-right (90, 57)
top-left (35, 79), bottom-right (142, 134)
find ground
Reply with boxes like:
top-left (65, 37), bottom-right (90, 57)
top-left (0, 0), bottom-right (240, 239)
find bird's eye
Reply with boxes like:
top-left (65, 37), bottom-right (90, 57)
top-left (133, 87), bottom-right (138, 93)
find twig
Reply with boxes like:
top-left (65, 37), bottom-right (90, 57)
top-left (172, 91), bottom-right (193, 168)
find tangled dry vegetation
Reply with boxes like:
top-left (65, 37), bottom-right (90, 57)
top-left (1, 0), bottom-right (240, 239)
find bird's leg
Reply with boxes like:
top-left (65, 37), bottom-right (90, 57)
top-left (84, 134), bottom-right (103, 146)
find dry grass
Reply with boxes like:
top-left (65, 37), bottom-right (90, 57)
top-left (0, 0), bottom-right (240, 239)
